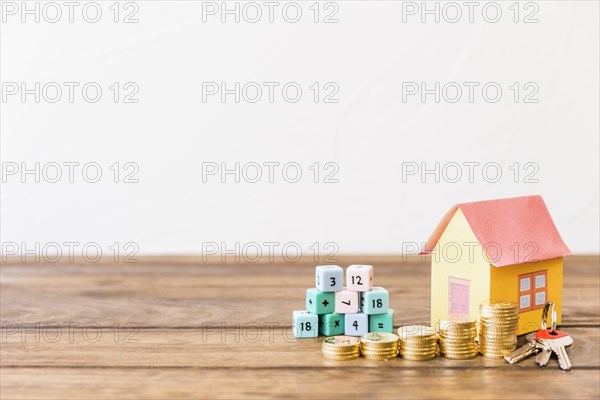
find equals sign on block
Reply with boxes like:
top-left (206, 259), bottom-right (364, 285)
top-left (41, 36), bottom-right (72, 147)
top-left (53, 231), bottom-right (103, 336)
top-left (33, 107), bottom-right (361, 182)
top-left (378, 323), bottom-right (384, 329)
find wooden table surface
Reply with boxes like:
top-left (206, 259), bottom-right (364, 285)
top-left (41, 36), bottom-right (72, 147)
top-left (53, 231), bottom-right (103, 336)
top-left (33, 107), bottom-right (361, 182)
top-left (1, 256), bottom-right (599, 399)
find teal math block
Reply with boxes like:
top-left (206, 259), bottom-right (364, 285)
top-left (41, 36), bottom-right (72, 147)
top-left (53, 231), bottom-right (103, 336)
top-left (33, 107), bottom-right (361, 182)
top-left (319, 313), bottom-right (345, 336)
top-left (306, 288), bottom-right (335, 314)
top-left (369, 309), bottom-right (394, 333)
top-left (292, 310), bottom-right (318, 338)
top-left (360, 286), bottom-right (389, 315)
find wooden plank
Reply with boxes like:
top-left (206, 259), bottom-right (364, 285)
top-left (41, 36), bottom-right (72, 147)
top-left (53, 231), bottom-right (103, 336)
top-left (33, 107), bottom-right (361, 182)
top-left (0, 256), bottom-right (598, 399)
top-left (1, 258), bottom-right (598, 327)
top-left (1, 367), bottom-right (599, 400)
top-left (1, 327), bottom-right (598, 368)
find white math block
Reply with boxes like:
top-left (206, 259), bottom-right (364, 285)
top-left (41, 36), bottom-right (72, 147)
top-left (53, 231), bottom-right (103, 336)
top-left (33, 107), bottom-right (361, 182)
top-left (346, 265), bottom-right (373, 291)
top-left (335, 289), bottom-right (359, 314)
top-left (315, 265), bottom-right (343, 292)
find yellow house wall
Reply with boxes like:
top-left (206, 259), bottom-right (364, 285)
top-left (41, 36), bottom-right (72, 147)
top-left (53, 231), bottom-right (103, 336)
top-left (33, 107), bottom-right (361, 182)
top-left (431, 209), bottom-right (491, 328)
top-left (490, 257), bottom-right (563, 335)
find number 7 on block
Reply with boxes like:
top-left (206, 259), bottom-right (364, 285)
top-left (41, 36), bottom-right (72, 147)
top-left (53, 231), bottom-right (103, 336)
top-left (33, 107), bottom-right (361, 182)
top-left (335, 289), bottom-right (359, 314)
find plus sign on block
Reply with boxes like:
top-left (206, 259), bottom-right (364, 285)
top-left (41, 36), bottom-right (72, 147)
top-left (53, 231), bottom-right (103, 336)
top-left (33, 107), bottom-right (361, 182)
top-left (306, 288), bottom-right (335, 314)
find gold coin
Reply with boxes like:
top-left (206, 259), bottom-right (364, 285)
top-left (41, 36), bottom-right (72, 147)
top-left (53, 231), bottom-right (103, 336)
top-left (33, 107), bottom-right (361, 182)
top-left (362, 342), bottom-right (398, 349)
top-left (440, 328), bottom-right (477, 335)
top-left (440, 343), bottom-right (477, 348)
top-left (440, 342), bottom-right (476, 348)
top-left (361, 332), bottom-right (399, 344)
top-left (479, 335), bottom-right (517, 342)
top-left (322, 348), bottom-right (361, 356)
top-left (361, 346), bottom-right (399, 354)
top-left (400, 337), bottom-right (438, 344)
top-left (477, 337), bottom-right (516, 343)
top-left (440, 341), bottom-right (476, 346)
top-left (441, 346), bottom-right (478, 354)
top-left (477, 341), bottom-right (516, 348)
top-left (441, 346), bottom-right (478, 352)
top-left (323, 336), bottom-right (361, 347)
top-left (479, 354), bottom-right (506, 359)
top-left (481, 310), bottom-right (518, 315)
top-left (480, 320), bottom-right (519, 326)
top-left (400, 347), bottom-right (437, 354)
top-left (480, 299), bottom-right (517, 309)
top-left (400, 342), bottom-right (438, 349)
top-left (362, 351), bottom-right (398, 355)
top-left (361, 347), bottom-right (398, 354)
top-left (361, 343), bottom-right (398, 350)
top-left (439, 336), bottom-right (476, 342)
top-left (397, 325), bottom-right (437, 339)
top-left (400, 349), bottom-right (437, 356)
top-left (440, 346), bottom-right (477, 352)
top-left (439, 314), bottom-right (477, 328)
top-left (401, 353), bottom-right (437, 361)
top-left (477, 346), bottom-right (515, 353)
top-left (442, 353), bottom-right (477, 360)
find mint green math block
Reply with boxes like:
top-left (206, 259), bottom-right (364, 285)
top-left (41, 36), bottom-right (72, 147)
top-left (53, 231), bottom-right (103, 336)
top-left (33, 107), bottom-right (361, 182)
top-left (292, 310), bottom-right (318, 338)
top-left (306, 288), bottom-right (335, 314)
top-left (369, 309), bottom-right (394, 333)
top-left (319, 313), bottom-right (345, 336)
top-left (360, 287), bottom-right (389, 315)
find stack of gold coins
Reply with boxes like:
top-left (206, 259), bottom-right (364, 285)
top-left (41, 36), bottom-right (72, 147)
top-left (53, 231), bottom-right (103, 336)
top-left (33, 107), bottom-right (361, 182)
top-left (321, 336), bottom-right (361, 360)
top-left (478, 300), bottom-right (519, 358)
top-left (397, 325), bottom-right (438, 361)
top-left (438, 314), bottom-right (478, 359)
top-left (360, 332), bottom-right (399, 361)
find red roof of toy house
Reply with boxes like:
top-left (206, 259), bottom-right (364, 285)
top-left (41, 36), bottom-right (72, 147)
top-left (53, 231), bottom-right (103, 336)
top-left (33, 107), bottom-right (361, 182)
top-left (421, 195), bottom-right (571, 267)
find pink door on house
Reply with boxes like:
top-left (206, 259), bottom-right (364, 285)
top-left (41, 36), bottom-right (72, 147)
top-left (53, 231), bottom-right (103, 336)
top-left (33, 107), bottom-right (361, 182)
top-left (448, 277), bottom-right (470, 314)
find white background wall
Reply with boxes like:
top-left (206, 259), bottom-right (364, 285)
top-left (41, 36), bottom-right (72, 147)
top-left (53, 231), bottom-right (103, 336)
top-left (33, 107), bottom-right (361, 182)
top-left (1, 1), bottom-right (599, 260)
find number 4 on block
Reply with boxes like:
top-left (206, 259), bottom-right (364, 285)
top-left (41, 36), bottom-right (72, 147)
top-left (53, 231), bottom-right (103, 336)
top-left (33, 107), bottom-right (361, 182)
top-left (344, 313), bottom-right (368, 336)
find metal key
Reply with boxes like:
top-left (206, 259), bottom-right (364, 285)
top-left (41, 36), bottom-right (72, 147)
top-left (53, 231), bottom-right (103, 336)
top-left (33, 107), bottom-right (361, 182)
top-left (535, 345), bottom-right (552, 367)
top-left (504, 332), bottom-right (540, 364)
top-left (536, 329), bottom-right (574, 371)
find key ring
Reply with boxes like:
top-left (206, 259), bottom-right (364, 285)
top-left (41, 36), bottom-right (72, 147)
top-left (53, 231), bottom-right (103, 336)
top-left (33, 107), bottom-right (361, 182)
top-left (541, 301), bottom-right (557, 333)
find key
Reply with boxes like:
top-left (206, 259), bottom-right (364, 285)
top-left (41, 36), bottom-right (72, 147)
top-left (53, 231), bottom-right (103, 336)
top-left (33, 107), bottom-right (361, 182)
top-left (504, 333), bottom-right (540, 364)
top-left (536, 329), bottom-right (574, 371)
top-left (535, 346), bottom-right (552, 367)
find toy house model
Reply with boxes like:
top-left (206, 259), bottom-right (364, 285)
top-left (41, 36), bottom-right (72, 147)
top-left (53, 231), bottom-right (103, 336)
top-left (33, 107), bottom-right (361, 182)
top-left (421, 195), bottom-right (570, 335)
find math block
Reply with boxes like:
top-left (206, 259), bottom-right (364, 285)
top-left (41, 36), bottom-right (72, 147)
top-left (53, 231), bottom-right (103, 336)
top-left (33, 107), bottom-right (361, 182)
top-left (369, 309), bottom-right (394, 333)
top-left (315, 265), bottom-right (343, 292)
top-left (346, 265), bottom-right (373, 291)
top-left (335, 289), bottom-right (359, 314)
top-left (361, 287), bottom-right (389, 315)
top-left (306, 288), bottom-right (335, 314)
top-left (319, 313), bottom-right (345, 336)
top-left (292, 310), bottom-right (318, 338)
top-left (344, 313), bottom-right (369, 336)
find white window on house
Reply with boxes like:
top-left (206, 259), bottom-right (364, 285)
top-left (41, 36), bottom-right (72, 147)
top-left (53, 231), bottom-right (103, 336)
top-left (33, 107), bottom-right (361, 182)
top-left (520, 295), bottom-right (531, 310)
top-left (520, 276), bottom-right (531, 292)
top-left (518, 270), bottom-right (548, 312)
top-left (535, 291), bottom-right (546, 306)
top-left (535, 274), bottom-right (546, 289)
